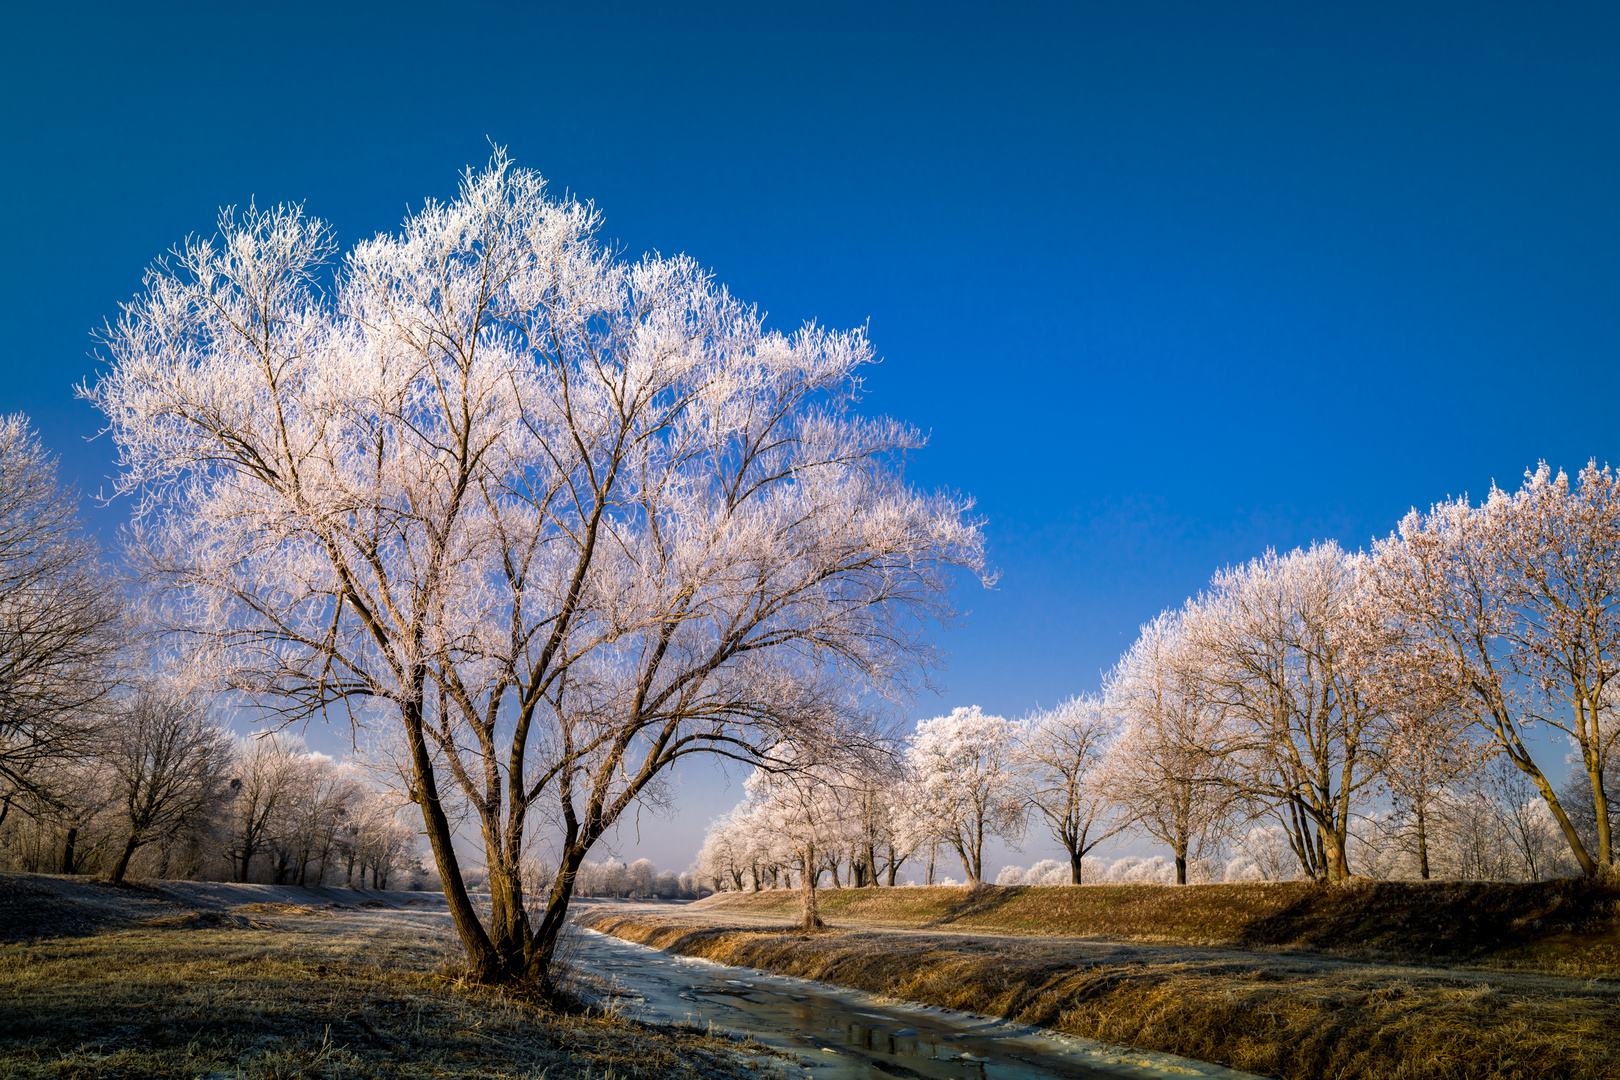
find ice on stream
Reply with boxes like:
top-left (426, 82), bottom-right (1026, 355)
top-left (569, 926), bottom-right (1270, 1080)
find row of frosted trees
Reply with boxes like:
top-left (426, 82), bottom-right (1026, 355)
top-left (699, 462), bottom-right (1620, 920)
top-left (571, 857), bottom-right (709, 900)
top-left (0, 414), bottom-right (420, 890)
top-left (1, 705), bottom-right (422, 890)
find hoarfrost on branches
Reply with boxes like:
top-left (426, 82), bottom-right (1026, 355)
top-left (87, 152), bottom-right (986, 982)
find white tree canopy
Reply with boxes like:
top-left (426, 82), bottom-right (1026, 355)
top-left (905, 705), bottom-right (1024, 885)
top-left (87, 152), bottom-right (986, 982)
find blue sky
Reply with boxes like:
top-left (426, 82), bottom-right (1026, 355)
top-left (4, 2), bottom-right (1618, 872)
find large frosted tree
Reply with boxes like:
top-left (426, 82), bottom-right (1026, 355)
top-left (1183, 542), bottom-right (1383, 883)
top-left (88, 153), bottom-right (985, 984)
top-left (1371, 463), bottom-right (1620, 877)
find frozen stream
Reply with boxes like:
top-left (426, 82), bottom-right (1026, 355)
top-left (568, 926), bottom-right (1267, 1080)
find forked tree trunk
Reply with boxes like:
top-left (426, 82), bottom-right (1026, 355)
top-left (399, 681), bottom-right (507, 982)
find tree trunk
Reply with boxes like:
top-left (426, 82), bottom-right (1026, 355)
top-left (1588, 759), bottom-right (1612, 873)
top-left (798, 845), bottom-right (825, 930)
top-left (1068, 847), bottom-right (1083, 885)
top-left (525, 845), bottom-right (591, 990)
top-left (399, 684), bottom-right (505, 981)
top-left (1323, 830), bottom-right (1350, 882)
top-left (1506, 744), bottom-right (1597, 877)
top-left (1174, 851), bottom-right (1187, 886)
top-left (1415, 802), bottom-right (1431, 880)
top-left (61, 827), bottom-right (78, 875)
top-left (109, 834), bottom-right (140, 886)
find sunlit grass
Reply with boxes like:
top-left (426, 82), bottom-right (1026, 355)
top-left (697, 879), bottom-right (1620, 976)
top-left (0, 910), bottom-right (782, 1079)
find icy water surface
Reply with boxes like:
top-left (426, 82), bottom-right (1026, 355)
top-left (569, 927), bottom-right (1268, 1080)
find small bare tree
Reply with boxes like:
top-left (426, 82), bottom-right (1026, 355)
top-left (103, 687), bottom-right (232, 885)
top-left (226, 733), bottom-right (304, 882)
top-left (0, 415), bottom-right (124, 809)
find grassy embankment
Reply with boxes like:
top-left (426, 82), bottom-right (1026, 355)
top-left (690, 878), bottom-right (1620, 972)
top-left (0, 878), bottom-right (780, 1080)
top-left (580, 880), bottom-right (1620, 1080)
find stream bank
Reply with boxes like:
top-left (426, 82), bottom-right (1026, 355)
top-left (576, 902), bottom-right (1620, 1080)
top-left (569, 923), bottom-right (1265, 1080)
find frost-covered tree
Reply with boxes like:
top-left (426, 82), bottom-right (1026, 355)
top-left (226, 733), bottom-right (305, 882)
top-left (1104, 612), bottom-right (1233, 884)
top-left (1183, 542), bottom-right (1383, 882)
top-left (740, 743), bottom-right (861, 927)
top-left (905, 706), bottom-right (1024, 886)
top-left (1017, 696), bottom-right (1120, 884)
top-left (88, 153), bottom-right (984, 984)
top-left (1370, 463), bottom-right (1620, 877)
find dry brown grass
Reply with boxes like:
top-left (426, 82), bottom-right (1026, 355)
top-left (695, 879), bottom-right (1620, 975)
top-left (0, 912), bottom-right (783, 1079)
top-left (580, 909), bottom-right (1620, 1080)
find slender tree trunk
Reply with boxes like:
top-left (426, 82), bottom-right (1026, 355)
top-left (109, 834), bottom-right (140, 886)
top-left (61, 827), bottom-right (78, 875)
top-left (1588, 760), bottom-right (1612, 873)
top-left (1069, 847), bottom-right (1083, 885)
top-left (526, 844), bottom-right (593, 989)
top-left (798, 844), bottom-right (825, 930)
top-left (1415, 802), bottom-right (1431, 880)
top-left (1504, 741), bottom-right (1596, 877)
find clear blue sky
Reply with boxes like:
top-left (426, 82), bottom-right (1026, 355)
top-left (4, 2), bottom-right (1618, 871)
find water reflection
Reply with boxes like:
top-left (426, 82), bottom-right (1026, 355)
top-left (569, 925), bottom-right (1266, 1080)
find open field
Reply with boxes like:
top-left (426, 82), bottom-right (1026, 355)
top-left (0, 874), bottom-right (779, 1080)
top-left (578, 882), bottom-right (1620, 1080)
